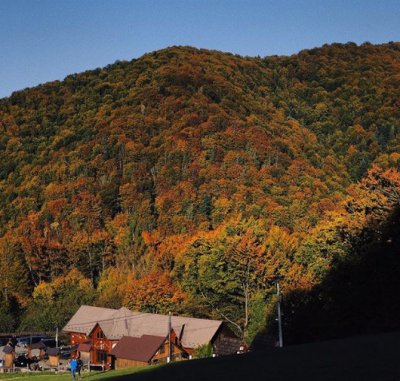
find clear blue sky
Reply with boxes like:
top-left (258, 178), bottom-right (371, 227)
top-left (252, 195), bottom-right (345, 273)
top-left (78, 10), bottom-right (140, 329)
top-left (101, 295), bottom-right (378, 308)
top-left (1, 0), bottom-right (399, 98)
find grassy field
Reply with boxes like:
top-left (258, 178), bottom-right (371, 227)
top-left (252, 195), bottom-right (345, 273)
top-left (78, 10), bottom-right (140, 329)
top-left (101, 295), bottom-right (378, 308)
top-left (0, 366), bottom-right (154, 381)
top-left (1, 331), bottom-right (399, 381)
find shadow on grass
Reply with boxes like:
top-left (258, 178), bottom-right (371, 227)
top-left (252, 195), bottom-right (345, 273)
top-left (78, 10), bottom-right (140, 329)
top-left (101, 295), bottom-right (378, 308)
top-left (89, 331), bottom-right (400, 381)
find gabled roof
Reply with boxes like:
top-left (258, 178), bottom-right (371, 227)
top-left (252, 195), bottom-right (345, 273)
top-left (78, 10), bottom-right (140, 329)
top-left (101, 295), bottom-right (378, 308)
top-left (63, 305), bottom-right (223, 349)
top-left (3, 346), bottom-right (13, 354)
top-left (46, 347), bottom-right (60, 356)
top-left (118, 313), bottom-right (223, 349)
top-left (109, 335), bottom-right (165, 363)
top-left (63, 305), bottom-right (140, 337)
top-left (99, 306), bottom-right (139, 340)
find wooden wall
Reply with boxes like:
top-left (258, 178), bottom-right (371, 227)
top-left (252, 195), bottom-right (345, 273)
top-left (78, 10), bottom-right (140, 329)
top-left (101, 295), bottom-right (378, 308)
top-left (49, 355), bottom-right (59, 367)
top-left (69, 325), bottom-right (118, 370)
top-left (4, 353), bottom-right (14, 369)
top-left (70, 332), bottom-right (90, 346)
top-left (152, 331), bottom-right (187, 362)
top-left (115, 359), bottom-right (148, 369)
top-left (80, 351), bottom-right (90, 366)
top-left (114, 331), bottom-right (188, 369)
top-left (90, 323), bottom-right (117, 369)
top-left (210, 322), bottom-right (237, 349)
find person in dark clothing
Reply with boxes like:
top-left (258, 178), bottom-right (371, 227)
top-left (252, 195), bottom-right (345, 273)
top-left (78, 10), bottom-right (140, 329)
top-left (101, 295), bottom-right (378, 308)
top-left (77, 358), bottom-right (83, 379)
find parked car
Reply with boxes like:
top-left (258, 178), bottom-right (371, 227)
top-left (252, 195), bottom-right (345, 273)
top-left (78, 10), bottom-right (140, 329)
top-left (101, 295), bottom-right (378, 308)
top-left (13, 353), bottom-right (30, 367)
top-left (40, 338), bottom-right (57, 348)
top-left (60, 349), bottom-right (71, 359)
top-left (14, 353), bottom-right (40, 370)
top-left (16, 337), bottom-right (28, 347)
top-left (16, 335), bottom-right (50, 347)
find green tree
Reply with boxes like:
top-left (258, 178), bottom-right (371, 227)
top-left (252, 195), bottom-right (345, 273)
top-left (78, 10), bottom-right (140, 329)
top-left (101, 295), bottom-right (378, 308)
top-left (193, 342), bottom-right (213, 359)
top-left (19, 269), bottom-right (94, 331)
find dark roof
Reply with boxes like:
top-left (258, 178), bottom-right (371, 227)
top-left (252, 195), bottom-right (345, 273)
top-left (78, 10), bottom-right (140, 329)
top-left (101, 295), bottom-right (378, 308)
top-left (46, 347), bottom-right (60, 356)
top-left (2, 346), bottom-right (13, 354)
top-left (214, 337), bottom-right (246, 356)
top-left (78, 342), bottom-right (92, 352)
top-left (249, 333), bottom-right (277, 352)
top-left (109, 335), bottom-right (165, 363)
top-left (27, 342), bottom-right (46, 349)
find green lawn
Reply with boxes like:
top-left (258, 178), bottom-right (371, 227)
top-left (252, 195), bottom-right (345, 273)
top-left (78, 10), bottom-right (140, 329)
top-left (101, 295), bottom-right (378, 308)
top-left (1, 331), bottom-right (399, 381)
top-left (0, 366), bottom-right (156, 381)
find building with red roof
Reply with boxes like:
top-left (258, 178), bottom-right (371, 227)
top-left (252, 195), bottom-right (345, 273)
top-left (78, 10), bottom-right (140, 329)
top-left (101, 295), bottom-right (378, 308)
top-left (63, 305), bottom-right (237, 370)
top-left (109, 330), bottom-right (188, 369)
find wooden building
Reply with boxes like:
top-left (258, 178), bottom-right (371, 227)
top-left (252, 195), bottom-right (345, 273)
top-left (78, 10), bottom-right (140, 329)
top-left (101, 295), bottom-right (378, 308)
top-left (213, 337), bottom-right (248, 356)
top-left (109, 330), bottom-right (188, 369)
top-left (76, 342), bottom-right (91, 369)
top-left (26, 341), bottom-right (46, 360)
top-left (63, 305), bottom-right (237, 370)
top-left (46, 347), bottom-right (60, 369)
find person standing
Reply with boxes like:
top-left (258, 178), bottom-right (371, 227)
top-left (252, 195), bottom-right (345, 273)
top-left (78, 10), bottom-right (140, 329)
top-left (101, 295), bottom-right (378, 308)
top-left (70, 356), bottom-right (77, 379)
top-left (77, 357), bottom-right (83, 379)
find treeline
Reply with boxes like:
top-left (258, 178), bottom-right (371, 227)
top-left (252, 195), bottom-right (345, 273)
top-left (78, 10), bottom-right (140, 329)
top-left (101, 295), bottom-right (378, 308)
top-left (0, 43), bottom-right (400, 343)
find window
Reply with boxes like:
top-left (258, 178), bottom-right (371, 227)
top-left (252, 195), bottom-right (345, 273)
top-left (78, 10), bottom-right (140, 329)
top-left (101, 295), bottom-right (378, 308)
top-left (96, 330), bottom-right (105, 339)
top-left (160, 344), bottom-right (165, 354)
top-left (96, 350), bottom-right (107, 363)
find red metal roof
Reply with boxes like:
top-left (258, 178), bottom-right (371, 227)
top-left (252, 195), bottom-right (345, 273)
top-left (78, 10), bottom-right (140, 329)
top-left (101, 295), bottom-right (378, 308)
top-left (77, 342), bottom-right (92, 352)
top-left (109, 335), bottom-right (165, 363)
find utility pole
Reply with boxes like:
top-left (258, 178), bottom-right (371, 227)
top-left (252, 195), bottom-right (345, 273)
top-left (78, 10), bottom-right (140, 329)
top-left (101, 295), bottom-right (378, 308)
top-left (277, 283), bottom-right (283, 348)
top-left (168, 312), bottom-right (172, 363)
top-left (56, 327), bottom-right (59, 348)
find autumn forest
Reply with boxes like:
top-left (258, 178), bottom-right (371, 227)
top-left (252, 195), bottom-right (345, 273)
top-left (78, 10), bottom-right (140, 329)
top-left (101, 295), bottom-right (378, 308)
top-left (1, 42), bottom-right (400, 344)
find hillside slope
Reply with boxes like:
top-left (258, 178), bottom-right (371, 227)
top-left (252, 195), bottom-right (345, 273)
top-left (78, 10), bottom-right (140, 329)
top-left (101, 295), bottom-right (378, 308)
top-left (0, 43), bottom-right (400, 339)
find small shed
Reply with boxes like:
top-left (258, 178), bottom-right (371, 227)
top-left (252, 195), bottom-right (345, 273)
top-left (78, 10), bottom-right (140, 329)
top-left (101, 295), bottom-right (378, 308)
top-left (2, 346), bottom-right (15, 371)
top-left (46, 347), bottom-right (60, 368)
top-left (27, 341), bottom-right (46, 360)
top-left (77, 342), bottom-right (91, 369)
top-left (213, 337), bottom-right (248, 356)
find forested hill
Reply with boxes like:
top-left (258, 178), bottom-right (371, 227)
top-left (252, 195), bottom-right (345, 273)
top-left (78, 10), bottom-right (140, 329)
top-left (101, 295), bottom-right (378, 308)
top-left (1, 42), bottom-right (400, 341)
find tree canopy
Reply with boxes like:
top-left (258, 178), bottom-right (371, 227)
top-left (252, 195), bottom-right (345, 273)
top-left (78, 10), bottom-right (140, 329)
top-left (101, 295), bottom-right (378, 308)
top-left (1, 43), bottom-right (400, 341)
